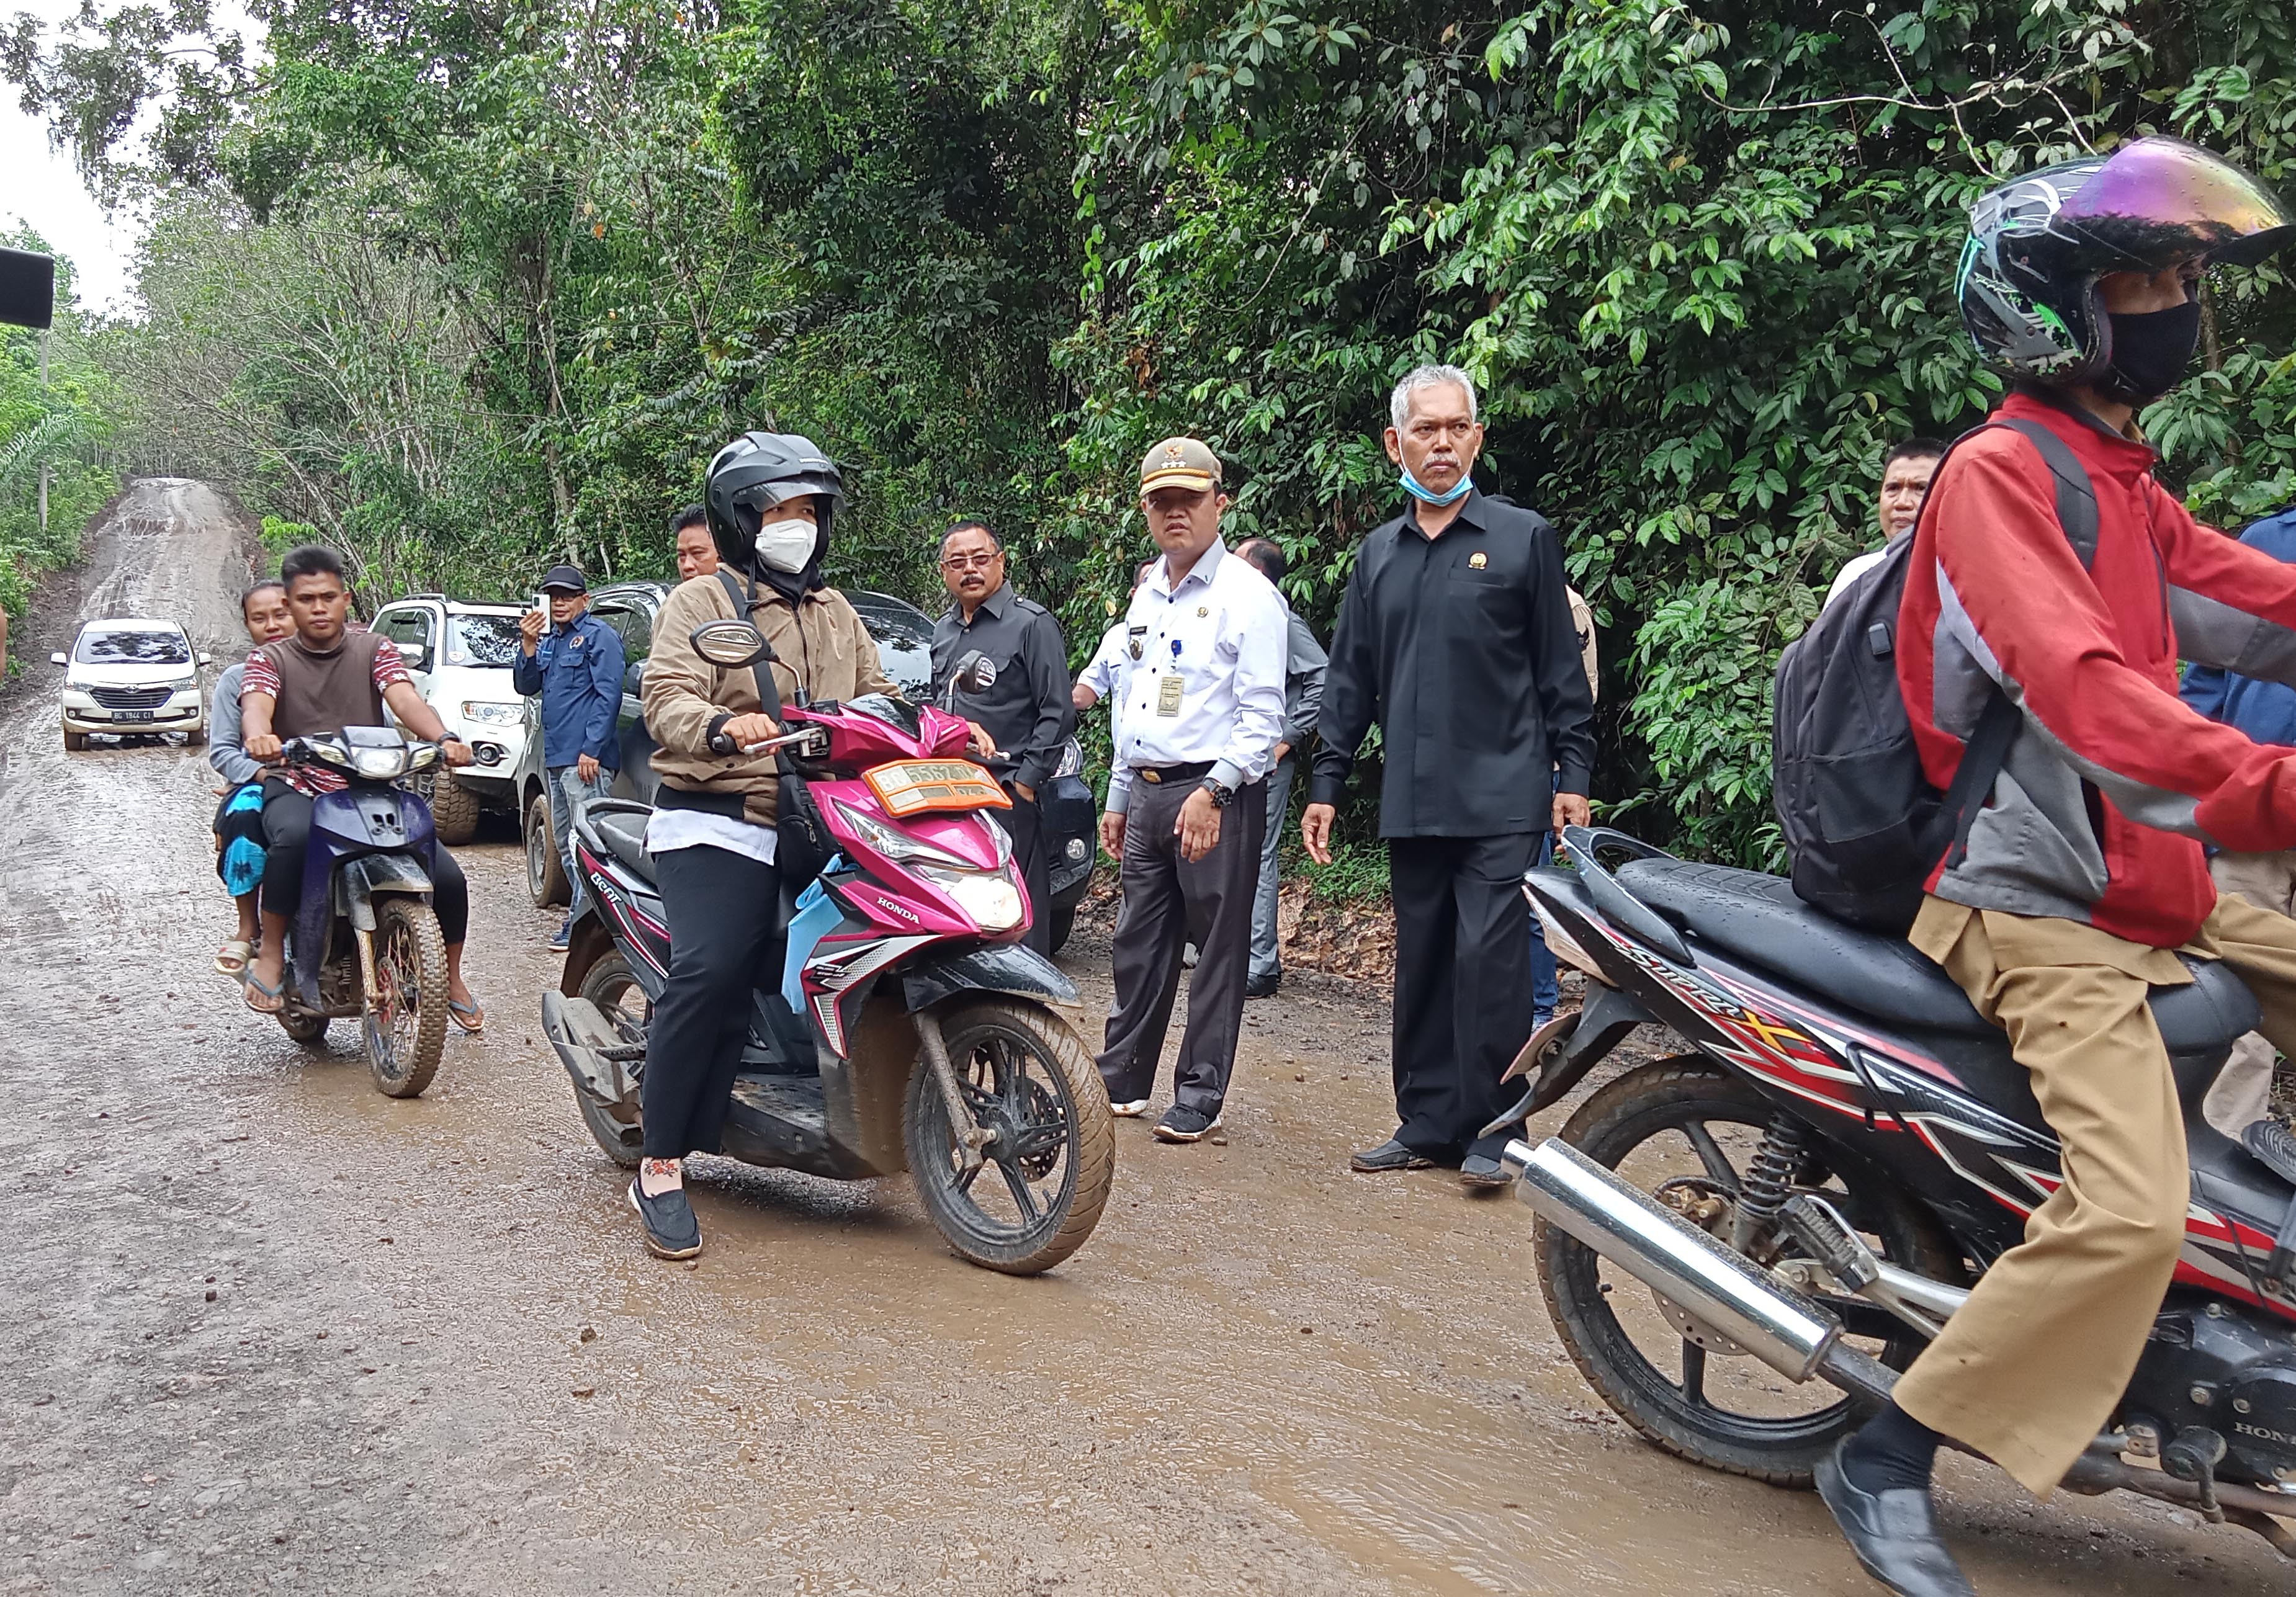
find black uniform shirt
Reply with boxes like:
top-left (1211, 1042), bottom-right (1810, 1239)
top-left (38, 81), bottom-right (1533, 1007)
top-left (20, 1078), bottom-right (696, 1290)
top-left (1309, 488), bottom-right (1597, 837)
top-left (930, 582), bottom-right (1077, 792)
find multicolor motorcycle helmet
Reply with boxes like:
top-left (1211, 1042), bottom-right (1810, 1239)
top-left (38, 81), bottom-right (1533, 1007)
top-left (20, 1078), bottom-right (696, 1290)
top-left (1957, 136), bottom-right (2295, 386)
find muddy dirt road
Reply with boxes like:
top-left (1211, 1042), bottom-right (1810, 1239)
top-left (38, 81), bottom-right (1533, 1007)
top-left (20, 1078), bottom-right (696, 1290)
top-left (0, 481), bottom-right (2283, 1594)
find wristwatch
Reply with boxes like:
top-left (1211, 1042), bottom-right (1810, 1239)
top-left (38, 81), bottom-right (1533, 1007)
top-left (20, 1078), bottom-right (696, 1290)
top-left (1200, 777), bottom-right (1234, 809)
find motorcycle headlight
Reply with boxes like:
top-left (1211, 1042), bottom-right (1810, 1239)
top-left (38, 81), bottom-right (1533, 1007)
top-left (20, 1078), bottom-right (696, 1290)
top-left (832, 800), bottom-right (973, 870)
top-left (460, 700), bottom-right (522, 726)
top-left (352, 746), bottom-right (410, 780)
top-left (915, 863), bottom-right (1024, 932)
top-left (1054, 737), bottom-right (1083, 779)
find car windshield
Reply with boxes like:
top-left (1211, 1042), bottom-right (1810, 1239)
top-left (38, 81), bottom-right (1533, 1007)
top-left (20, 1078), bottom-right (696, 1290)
top-left (74, 626), bottom-right (189, 665)
top-left (448, 614), bottom-right (524, 667)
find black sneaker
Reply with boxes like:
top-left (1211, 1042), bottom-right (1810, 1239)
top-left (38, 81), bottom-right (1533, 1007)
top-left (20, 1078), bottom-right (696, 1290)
top-left (1245, 970), bottom-right (1280, 999)
top-left (1154, 1104), bottom-right (1222, 1143)
top-left (627, 1176), bottom-right (701, 1259)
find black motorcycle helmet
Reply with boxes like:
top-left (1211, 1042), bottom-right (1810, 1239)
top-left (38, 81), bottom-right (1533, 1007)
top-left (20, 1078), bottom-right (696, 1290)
top-left (1957, 136), bottom-right (2295, 400)
top-left (702, 431), bottom-right (845, 596)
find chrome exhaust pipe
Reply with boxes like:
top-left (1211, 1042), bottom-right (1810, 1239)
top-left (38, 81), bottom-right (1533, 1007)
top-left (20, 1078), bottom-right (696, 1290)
top-left (1504, 1136), bottom-right (1848, 1385)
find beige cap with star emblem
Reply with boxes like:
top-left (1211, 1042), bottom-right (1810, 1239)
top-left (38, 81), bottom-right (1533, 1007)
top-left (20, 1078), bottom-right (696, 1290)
top-left (1138, 437), bottom-right (1222, 493)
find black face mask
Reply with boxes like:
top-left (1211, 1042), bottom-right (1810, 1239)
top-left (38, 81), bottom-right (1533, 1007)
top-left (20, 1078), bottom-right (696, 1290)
top-left (2102, 300), bottom-right (2202, 404)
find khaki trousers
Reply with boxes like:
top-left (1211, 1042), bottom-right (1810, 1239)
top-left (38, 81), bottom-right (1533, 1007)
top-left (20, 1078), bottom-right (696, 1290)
top-left (1896, 892), bottom-right (2296, 1495)
top-left (2205, 851), bottom-right (2295, 1134)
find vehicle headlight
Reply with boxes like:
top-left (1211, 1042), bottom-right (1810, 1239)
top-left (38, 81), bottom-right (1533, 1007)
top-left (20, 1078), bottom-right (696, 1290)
top-left (352, 747), bottom-right (410, 780)
top-left (916, 864), bottom-right (1024, 931)
top-left (1054, 737), bottom-right (1083, 779)
top-left (163, 675), bottom-right (200, 694)
top-left (832, 800), bottom-right (973, 870)
top-left (460, 700), bottom-right (522, 726)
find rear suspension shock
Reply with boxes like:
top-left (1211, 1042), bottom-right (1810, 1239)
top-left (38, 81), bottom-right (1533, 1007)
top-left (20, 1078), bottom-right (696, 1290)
top-left (1731, 1114), bottom-right (1808, 1255)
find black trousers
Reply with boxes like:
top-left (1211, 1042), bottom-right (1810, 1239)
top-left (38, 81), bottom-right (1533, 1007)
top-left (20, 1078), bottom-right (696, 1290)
top-left (1005, 789), bottom-right (1052, 957)
top-left (259, 781), bottom-right (470, 944)
top-left (1097, 776), bottom-right (1266, 1115)
top-left (1388, 832), bottom-right (1538, 1160)
top-left (644, 842), bottom-right (781, 1160)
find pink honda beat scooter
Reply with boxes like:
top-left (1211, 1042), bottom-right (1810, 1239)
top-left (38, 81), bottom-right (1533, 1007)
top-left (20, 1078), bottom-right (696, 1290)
top-left (540, 638), bottom-right (1114, 1275)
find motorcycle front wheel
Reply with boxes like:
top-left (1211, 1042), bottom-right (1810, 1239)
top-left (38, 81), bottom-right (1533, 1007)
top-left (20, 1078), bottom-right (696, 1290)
top-left (1536, 1057), bottom-right (1961, 1487)
top-left (365, 898), bottom-right (448, 1098)
top-left (904, 999), bottom-right (1114, 1276)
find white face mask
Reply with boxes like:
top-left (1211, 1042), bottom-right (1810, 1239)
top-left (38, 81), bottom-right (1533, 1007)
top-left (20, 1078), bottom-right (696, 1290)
top-left (753, 518), bottom-right (815, 573)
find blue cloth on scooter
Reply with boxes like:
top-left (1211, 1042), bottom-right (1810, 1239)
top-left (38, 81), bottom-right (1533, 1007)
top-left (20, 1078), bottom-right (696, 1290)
top-left (782, 868), bottom-right (845, 1014)
top-left (215, 781), bottom-right (268, 895)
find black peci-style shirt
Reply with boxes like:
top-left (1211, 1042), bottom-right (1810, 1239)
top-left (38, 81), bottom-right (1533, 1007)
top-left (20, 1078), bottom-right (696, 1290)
top-left (1310, 489), bottom-right (1596, 838)
top-left (930, 582), bottom-right (1077, 794)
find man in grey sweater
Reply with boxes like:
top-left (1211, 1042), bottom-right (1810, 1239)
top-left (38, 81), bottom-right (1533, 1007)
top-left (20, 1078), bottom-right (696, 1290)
top-left (1235, 539), bottom-right (1327, 997)
top-left (209, 579), bottom-right (294, 977)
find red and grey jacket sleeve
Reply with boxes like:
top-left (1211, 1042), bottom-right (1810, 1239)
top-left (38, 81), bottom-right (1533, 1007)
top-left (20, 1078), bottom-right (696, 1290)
top-left (1926, 443), bottom-right (2296, 854)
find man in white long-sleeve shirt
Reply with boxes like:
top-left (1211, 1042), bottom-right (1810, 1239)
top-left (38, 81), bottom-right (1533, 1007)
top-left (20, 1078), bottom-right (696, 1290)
top-left (1096, 438), bottom-right (1288, 1143)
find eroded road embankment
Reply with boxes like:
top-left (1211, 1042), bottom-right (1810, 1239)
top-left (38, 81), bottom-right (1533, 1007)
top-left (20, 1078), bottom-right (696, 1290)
top-left (0, 480), bottom-right (2279, 1595)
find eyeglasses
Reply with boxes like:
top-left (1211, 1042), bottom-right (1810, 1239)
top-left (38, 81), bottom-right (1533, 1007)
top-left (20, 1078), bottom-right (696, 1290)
top-left (941, 552), bottom-right (1002, 571)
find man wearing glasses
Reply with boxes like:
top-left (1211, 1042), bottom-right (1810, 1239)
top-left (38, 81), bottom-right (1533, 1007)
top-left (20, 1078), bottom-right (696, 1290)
top-left (931, 519), bottom-right (1077, 955)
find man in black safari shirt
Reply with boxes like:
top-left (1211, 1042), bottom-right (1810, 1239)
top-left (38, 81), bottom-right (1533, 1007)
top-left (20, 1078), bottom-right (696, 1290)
top-left (1303, 364), bottom-right (1596, 1189)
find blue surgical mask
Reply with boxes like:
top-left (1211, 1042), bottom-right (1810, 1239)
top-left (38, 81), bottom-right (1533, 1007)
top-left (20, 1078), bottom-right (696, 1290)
top-left (1400, 466), bottom-right (1472, 506)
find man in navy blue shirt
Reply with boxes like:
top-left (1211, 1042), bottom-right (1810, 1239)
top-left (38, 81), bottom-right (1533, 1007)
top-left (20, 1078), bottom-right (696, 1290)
top-left (514, 564), bottom-right (626, 947)
top-left (2181, 505), bottom-right (2296, 1135)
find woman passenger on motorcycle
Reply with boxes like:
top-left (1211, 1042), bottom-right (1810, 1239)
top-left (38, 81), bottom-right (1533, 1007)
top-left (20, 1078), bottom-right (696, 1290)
top-left (626, 432), bottom-right (902, 1259)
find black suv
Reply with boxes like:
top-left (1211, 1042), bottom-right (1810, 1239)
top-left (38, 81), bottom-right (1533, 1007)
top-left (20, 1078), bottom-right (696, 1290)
top-left (514, 581), bottom-right (1097, 951)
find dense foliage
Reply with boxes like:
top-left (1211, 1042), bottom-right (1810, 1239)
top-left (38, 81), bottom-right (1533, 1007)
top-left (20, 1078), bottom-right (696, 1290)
top-left (14, 0), bottom-right (2296, 861)
top-left (0, 231), bottom-right (119, 656)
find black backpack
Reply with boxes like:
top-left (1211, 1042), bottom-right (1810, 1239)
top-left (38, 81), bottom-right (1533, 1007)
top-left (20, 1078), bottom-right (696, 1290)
top-left (1772, 418), bottom-right (2097, 931)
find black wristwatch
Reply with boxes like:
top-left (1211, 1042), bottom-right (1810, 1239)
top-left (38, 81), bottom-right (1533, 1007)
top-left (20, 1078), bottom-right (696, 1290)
top-left (1200, 777), bottom-right (1234, 809)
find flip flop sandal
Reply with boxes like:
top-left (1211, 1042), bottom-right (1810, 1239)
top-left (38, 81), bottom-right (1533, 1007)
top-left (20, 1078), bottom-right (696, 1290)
top-left (243, 970), bottom-right (287, 1015)
top-left (448, 996), bottom-right (486, 1036)
top-left (215, 939), bottom-right (254, 977)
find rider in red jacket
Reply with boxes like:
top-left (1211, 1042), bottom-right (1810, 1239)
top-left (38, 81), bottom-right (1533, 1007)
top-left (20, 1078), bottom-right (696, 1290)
top-left (1820, 138), bottom-right (2296, 1597)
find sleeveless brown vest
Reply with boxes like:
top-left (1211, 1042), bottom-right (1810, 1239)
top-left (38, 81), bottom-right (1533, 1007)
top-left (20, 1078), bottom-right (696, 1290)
top-left (261, 631), bottom-right (390, 737)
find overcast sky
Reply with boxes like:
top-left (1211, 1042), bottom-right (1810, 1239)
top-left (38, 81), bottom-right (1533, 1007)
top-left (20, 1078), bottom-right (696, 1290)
top-left (1, 0), bottom-right (260, 316)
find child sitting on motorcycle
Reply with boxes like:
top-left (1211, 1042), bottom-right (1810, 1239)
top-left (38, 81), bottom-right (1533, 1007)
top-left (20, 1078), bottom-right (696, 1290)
top-left (209, 579), bottom-right (295, 978)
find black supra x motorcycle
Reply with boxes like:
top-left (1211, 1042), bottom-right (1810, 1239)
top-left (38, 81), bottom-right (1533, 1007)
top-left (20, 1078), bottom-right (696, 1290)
top-left (1499, 826), bottom-right (2296, 1561)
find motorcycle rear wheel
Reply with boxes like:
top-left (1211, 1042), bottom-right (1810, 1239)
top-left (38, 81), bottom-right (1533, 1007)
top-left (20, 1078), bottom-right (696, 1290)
top-left (365, 899), bottom-right (448, 1098)
top-left (904, 999), bottom-right (1113, 1275)
top-left (572, 951), bottom-right (647, 1168)
top-left (1537, 1057), bottom-right (1960, 1487)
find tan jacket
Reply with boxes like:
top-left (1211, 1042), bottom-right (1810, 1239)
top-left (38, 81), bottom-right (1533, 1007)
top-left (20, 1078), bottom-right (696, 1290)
top-left (642, 571), bottom-right (898, 825)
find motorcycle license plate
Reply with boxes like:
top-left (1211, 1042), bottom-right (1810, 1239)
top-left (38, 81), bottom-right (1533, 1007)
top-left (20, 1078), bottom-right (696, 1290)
top-left (864, 759), bottom-right (1010, 818)
top-left (114, 710), bottom-right (155, 723)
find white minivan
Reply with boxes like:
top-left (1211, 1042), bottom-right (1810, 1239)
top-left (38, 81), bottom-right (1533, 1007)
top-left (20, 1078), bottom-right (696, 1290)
top-left (54, 617), bottom-right (211, 751)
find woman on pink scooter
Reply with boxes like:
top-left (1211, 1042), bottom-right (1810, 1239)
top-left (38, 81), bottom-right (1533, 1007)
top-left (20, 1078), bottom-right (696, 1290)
top-left (623, 432), bottom-right (905, 1259)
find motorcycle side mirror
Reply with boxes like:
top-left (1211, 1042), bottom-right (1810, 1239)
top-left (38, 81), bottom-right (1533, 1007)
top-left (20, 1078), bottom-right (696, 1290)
top-left (691, 620), bottom-right (773, 668)
top-left (951, 650), bottom-right (995, 696)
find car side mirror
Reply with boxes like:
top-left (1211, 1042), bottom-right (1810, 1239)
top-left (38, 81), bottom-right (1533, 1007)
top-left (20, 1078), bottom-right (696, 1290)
top-left (690, 620), bottom-right (773, 668)
top-left (198, 651), bottom-right (214, 666)
top-left (50, 651), bottom-right (66, 666)
top-left (623, 660), bottom-right (646, 696)
top-left (400, 642), bottom-right (429, 670)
